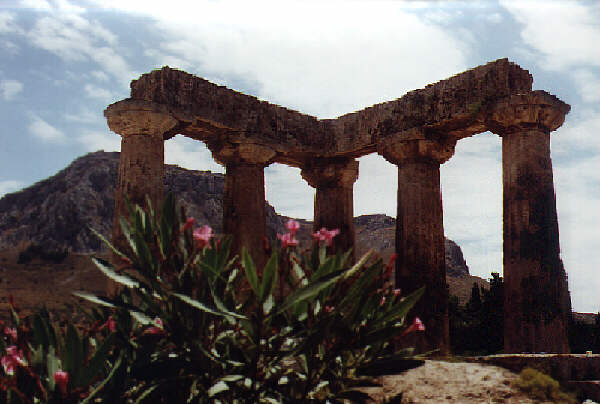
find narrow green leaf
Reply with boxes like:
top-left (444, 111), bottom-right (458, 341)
top-left (171, 292), bottom-right (247, 320)
top-left (32, 314), bottom-right (50, 351)
top-left (79, 333), bottom-right (115, 387)
top-left (241, 248), bottom-right (259, 295)
top-left (73, 291), bottom-right (116, 308)
top-left (80, 352), bottom-right (124, 404)
top-left (259, 252), bottom-right (278, 302)
top-left (65, 324), bottom-right (83, 385)
top-left (135, 384), bottom-right (159, 404)
top-left (275, 268), bottom-right (347, 315)
top-left (91, 257), bottom-right (139, 288)
top-left (89, 227), bottom-right (128, 259)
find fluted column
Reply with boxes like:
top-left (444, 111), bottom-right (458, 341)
top-left (488, 91), bottom-right (571, 353)
top-left (211, 143), bottom-right (276, 270)
top-left (301, 159), bottom-right (359, 259)
top-left (105, 108), bottom-right (178, 258)
top-left (379, 129), bottom-right (456, 355)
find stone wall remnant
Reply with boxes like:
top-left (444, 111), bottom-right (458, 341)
top-left (105, 58), bottom-right (571, 354)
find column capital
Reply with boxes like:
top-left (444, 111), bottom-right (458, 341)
top-left (106, 109), bottom-right (178, 138)
top-left (210, 142), bottom-right (276, 166)
top-left (486, 90), bottom-right (570, 136)
top-left (377, 128), bottom-right (456, 166)
top-left (301, 158), bottom-right (359, 188)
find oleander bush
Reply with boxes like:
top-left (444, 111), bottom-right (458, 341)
top-left (1, 193), bottom-right (426, 403)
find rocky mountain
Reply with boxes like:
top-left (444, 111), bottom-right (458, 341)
top-left (0, 151), bottom-right (471, 279)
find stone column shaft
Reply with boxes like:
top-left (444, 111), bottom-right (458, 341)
top-left (379, 133), bottom-right (456, 355)
top-left (113, 134), bottom-right (165, 249)
top-left (223, 163), bottom-right (268, 269)
top-left (211, 143), bottom-right (276, 270)
top-left (105, 108), bottom-right (178, 259)
top-left (489, 91), bottom-right (571, 353)
top-left (302, 159), bottom-right (359, 259)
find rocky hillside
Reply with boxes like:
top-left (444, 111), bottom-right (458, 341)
top-left (0, 151), bottom-right (473, 281)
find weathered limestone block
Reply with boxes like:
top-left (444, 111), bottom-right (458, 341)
top-left (105, 109), bottom-right (177, 256)
top-left (301, 159), bottom-right (359, 259)
top-left (211, 143), bottom-right (276, 270)
top-left (378, 131), bottom-right (456, 354)
top-left (487, 91), bottom-right (571, 353)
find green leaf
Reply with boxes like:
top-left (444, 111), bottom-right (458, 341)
top-left (80, 352), bottom-right (124, 404)
top-left (275, 268), bottom-right (347, 315)
top-left (91, 257), bottom-right (140, 288)
top-left (73, 292), bottom-right (116, 308)
top-left (79, 333), bottom-right (115, 387)
top-left (171, 292), bottom-right (247, 320)
top-left (32, 314), bottom-right (50, 351)
top-left (135, 384), bottom-right (160, 404)
top-left (241, 248), bottom-right (259, 295)
top-left (89, 227), bottom-right (128, 259)
top-left (65, 323), bottom-right (83, 385)
top-left (258, 251), bottom-right (278, 302)
top-left (208, 381), bottom-right (229, 397)
top-left (46, 346), bottom-right (60, 392)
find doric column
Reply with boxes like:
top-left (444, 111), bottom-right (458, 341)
top-left (488, 91), bottom-right (571, 353)
top-left (211, 143), bottom-right (276, 270)
top-left (378, 129), bottom-right (456, 355)
top-left (105, 108), bottom-right (178, 258)
top-left (301, 159), bottom-right (359, 260)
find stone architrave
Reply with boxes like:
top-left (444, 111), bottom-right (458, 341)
top-left (105, 109), bottom-right (178, 258)
top-left (211, 143), bottom-right (276, 270)
top-left (301, 159), bottom-right (359, 260)
top-left (488, 91), bottom-right (571, 353)
top-left (379, 129), bottom-right (456, 355)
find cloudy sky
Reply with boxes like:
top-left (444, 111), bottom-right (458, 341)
top-left (0, 0), bottom-right (598, 312)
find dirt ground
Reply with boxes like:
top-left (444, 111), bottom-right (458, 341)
top-left (363, 360), bottom-right (567, 404)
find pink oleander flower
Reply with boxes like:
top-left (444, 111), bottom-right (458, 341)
top-left (183, 217), bottom-right (195, 231)
top-left (54, 370), bottom-right (69, 396)
top-left (4, 326), bottom-right (17, 341)
top-left (144, 317), bottom-right (166, 336)
top-left (325, 305), bottom-right (335, 313)
top-left (193, 225), bottom-right (213, 248)
top-left (401, 317), bottom-right (426, 337)
top-left (380, 296), bottom-right (386, 306)
top-left (1, 345), bottom-right (26, 375)
top-left (393, 289), bottom-right (402, 297)
top-left (312, 227), bottom-right (340, 246)
top-left (106, 316), bottom-right (116, 332)
top-left (277, 232), bottom-right (299, 248)
top-left (285, 219), bottom-right (300, 236)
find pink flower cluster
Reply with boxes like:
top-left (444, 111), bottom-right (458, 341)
top-left (401, 317), bottom-right (426, 337)
top-left (277, 219), bottom-right (300, 248)
top-left (54, 370), bottom-right (69, 396)
top-left (312, 227), bottom-right (339, 247)
top-left (1, 345), bottom-right (26, 375)
top-left (185, 217), bottom-right (214, 249)
top-left (144, 317), bottom-right (167, 336)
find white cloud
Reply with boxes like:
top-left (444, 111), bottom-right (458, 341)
top-left (88, 0), bottom-right (469, 118)
top-left (77, 130), bottom-right (120, 152)
top-left (64, 107), bottom-right (102, 124)
top-left (28, 114), bottom-right (66, 142)
top-left (265, 164), bottom-right (314, 219)
top-left (0, 180), bottom-right (24, 198)
top-left (84, 83), bottom-right (114, 101)
top-left (164, 136), bottom-right (224, 173)
top-left (501, 0), bottom-right (600, 71)
top-left (0, 12), bottom-right (22, 34)
top-left (572, 69), bottom-right (600, 103)
top-left (23, 2), bottom-right (132, 86)
top-left (90, 70), bottom-right (109, 82)
top-left (0, 79), bottom-right (24, 100)
top-left (19, 0), bottom-right (52, 11)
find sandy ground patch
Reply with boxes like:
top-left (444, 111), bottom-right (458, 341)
top-left (363, 360), bottom-right (561, 403)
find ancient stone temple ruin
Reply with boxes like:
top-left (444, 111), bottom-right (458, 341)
top-left (105, 59), bottom-right (572, 354)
